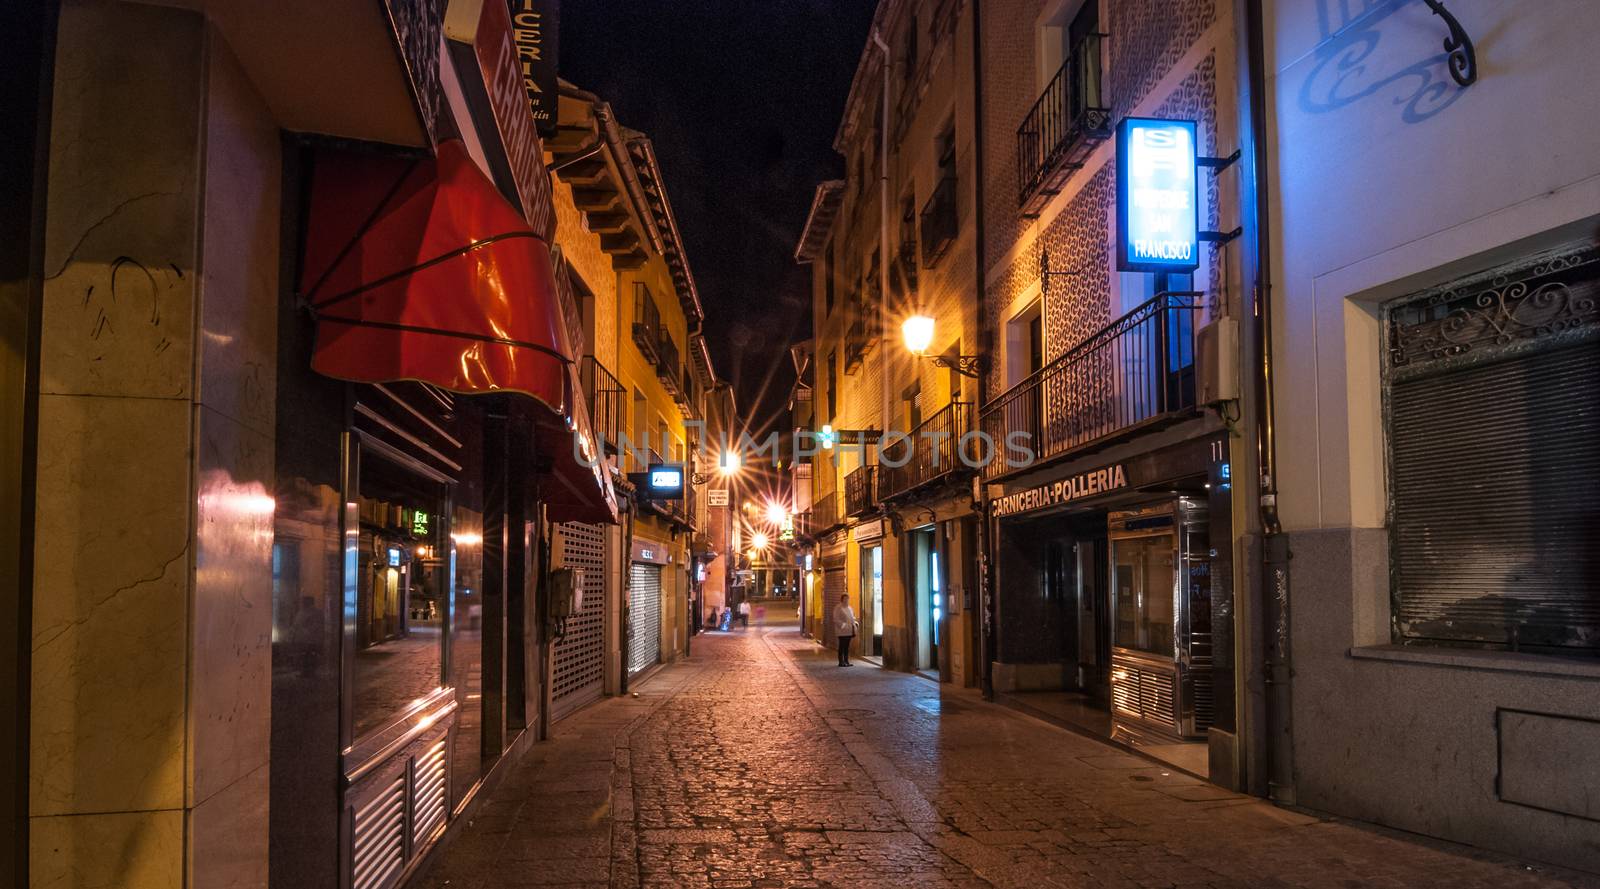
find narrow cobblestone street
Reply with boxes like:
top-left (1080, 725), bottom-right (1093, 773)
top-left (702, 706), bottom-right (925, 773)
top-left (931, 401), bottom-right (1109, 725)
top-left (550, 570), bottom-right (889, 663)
top-left (413, 619), bottom-right (1596, 889)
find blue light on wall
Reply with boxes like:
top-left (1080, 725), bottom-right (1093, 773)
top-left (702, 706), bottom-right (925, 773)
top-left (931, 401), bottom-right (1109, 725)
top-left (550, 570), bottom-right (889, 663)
top-left (1116, 117), bottom-right (1199, 273)
top-left (648, 466), bottom-right (683, 492)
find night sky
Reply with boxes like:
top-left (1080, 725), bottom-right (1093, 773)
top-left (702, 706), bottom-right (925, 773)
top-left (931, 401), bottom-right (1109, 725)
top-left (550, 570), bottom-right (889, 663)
top-left (560, 1), bottom-right (875, 436)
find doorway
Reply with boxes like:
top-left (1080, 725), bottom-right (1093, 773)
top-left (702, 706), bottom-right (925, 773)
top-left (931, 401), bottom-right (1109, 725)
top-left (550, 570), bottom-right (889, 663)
top-left (911, 527), bottom-right (938, 674)
top-left (861, 543), bottom-right (884, 657)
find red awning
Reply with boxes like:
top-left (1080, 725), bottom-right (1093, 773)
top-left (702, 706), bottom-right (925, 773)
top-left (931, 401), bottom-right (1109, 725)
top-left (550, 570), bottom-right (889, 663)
top-left (300, 139), bottom-right (616, 525)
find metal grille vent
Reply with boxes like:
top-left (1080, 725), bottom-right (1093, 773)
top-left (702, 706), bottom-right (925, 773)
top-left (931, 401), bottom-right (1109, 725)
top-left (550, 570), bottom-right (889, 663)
top-left (1139, 670), bottom-right (1175, 726)
top-left (411, 737), bottom-right (448, 848)
top-left (822, 560), bottom-right (847, 642)
top-left (1191, 671), bottom-right (1215, 733)
top-left (351, 775), bottom-right (405, 889)
top-left (629, 563), bottom-right (662, 673)
top-left (553, 522), bottom-right (608, 713)
top-left (1111, 664), bottom-right (1178, 730)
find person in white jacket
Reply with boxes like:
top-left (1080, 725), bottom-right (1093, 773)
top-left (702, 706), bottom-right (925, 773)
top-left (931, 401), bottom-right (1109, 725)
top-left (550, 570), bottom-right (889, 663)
top-left (833, 593), bottom-right (857, 666)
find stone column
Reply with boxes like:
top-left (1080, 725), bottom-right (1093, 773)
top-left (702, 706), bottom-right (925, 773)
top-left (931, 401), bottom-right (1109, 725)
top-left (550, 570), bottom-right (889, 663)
top-left (30, 2), bottom-right (279, 885)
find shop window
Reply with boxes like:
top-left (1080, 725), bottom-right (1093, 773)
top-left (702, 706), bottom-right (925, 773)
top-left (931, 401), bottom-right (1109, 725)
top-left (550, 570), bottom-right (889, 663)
top-left (351, 450), bottom-right (449, 740)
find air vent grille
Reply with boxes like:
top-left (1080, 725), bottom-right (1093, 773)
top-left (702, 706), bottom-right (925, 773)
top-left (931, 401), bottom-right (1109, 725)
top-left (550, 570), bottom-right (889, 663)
top-left (411, 737), bottom-right (448, 847)
top-left (352, 775), bottom-right (405, 889)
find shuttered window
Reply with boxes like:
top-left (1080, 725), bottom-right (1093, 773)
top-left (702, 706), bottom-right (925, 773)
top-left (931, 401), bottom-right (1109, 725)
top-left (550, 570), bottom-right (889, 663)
top-left (552, 522), bottom-right (607, 718)
top-left (1384, 242), bottom-right (1599, 655)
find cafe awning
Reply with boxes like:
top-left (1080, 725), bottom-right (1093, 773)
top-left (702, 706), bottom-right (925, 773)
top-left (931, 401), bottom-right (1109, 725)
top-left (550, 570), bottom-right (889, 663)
top-left (299, 139), bottom-right (617, 524)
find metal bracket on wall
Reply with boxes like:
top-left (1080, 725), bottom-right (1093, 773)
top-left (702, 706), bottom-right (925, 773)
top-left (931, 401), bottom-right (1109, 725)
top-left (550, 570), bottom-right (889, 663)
top-left (1424, 0), bottom-right (1478, 87)
top-left (1200, 228), bottom-right (1243, 245)
top-left (1198, 150), bottom-right (1241, 174)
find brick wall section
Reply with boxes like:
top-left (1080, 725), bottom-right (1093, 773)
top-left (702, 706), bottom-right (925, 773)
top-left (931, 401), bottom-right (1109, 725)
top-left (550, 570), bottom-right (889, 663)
top-left (980, 0), bottom-right (1226, 403)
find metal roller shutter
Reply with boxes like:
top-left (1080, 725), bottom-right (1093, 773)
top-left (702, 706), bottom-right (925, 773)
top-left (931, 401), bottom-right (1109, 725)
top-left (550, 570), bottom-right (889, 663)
top-left (552, 523), bottom-right (606, 718)
top-left (1385, 243), bottom-right (1600, 653)
top-left (629, 563), bottom-right (662, 674)
top-left (821, 558), bottom-right (847, 644)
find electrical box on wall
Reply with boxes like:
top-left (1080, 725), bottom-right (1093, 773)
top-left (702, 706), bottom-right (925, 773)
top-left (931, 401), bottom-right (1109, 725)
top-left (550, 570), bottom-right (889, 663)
top-left (549, 567), bottom-right (584, 618)
top-left (1197, 317), bottom-right (1240, 405)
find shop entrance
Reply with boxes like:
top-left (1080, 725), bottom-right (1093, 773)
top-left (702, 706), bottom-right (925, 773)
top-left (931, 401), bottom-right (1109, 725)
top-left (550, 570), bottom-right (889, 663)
top-left (910, 527), bottom-right (938, 674)
top-left (860, 543), bottom-right (884, 657)
top-left (996, 495), bottom-right (1216, 778)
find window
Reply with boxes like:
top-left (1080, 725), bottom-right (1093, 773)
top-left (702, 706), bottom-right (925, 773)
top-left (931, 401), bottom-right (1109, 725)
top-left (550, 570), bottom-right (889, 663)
top-left (824, 240), bottom-right (836, 313)
top-left (826, 350), bottom-right (838, 421)
top-left (903, 380), bottom-right (923, 430)
top-left (902, 12), bottom-right (918, 84)
top-left (1384, 242), bottom-right (1600, 656)
top-left (351, 449), bottom-right (449, 740)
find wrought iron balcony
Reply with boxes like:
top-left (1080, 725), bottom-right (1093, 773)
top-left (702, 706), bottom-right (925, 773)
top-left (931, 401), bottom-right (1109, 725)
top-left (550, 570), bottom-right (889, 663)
top-left (980, 293), bottom-right (1201, 480)
top-left (844, 465), bottom-right (877, 517)
top-left (878, 402), bottom-right (976, 500)
top-left (1016, 32), bottom-right (1110, 216)
top-left (810, 491), bottom-right (839, 537)
top-left (844, 306), bottom-right (876, 375)
top-left (919, 175), bottom-right (958, 267)
top-left (632, 282), bottom-right (662, 364)
top-left (579, 355), bottom-right (624, 455)
top-left (656, 330), bottom-right (683, 399)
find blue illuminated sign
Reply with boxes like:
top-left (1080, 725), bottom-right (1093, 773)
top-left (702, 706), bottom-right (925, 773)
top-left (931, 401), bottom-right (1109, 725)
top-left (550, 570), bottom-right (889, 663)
top-left (648, 466), bottom-right (683, 491)
top-left (1116, 117), bottom-right (1199, 273)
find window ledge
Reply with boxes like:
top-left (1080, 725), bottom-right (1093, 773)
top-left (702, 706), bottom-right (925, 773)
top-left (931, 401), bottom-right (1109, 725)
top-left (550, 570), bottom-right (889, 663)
top-left (1348, 645), bottom-right (1600, 680)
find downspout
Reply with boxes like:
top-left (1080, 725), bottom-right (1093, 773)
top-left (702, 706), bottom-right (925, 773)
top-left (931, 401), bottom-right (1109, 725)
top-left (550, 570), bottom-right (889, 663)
top-left (970, 0), bottom-right (996, 702)
top-left (1240, 0), bottom-right (1294, 804)
top-left (869, 27), bottom-right (897, 669)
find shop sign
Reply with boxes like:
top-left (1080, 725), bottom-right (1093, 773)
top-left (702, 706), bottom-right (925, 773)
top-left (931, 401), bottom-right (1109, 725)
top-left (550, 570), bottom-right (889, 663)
top-left (852, 519), bottom-right (884, 541)
top-left (508, 0), bottom-right (559, 135)
top-left (992, 463), bottom-right (1128, 518)
top-left (632, 537), bottom-right (671, 565)
top-left (708, 488), bottom-right (729, 507)
top-left (1116, 117), bottom-right (1199, 272)
top-left (445, 0), bottom-right (554, 234)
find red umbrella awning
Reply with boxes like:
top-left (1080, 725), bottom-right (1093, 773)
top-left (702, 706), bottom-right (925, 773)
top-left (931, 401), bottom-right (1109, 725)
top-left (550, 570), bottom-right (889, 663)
top-left (300, 139), bottom-right (616, 525)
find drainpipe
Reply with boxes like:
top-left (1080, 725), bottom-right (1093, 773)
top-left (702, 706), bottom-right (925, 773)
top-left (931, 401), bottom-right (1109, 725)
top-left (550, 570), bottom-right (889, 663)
top-left (869, 26), bottom-right (897, 669)
top-left (970, 0), bottom-right (996, 702)
top-left (1240, 0), bottom-right (1294, 804)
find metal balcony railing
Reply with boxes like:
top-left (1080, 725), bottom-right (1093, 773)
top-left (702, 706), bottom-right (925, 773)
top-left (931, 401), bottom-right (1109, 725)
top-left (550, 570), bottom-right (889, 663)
top-left (632, 282), bottom-right (662, 364)
top-left (656, 330), bottom-right (683, 398)
top-left (579, 355), bottom-right (624, 455)
top-left (844, 306), bottom-right (875, 375)
top-left (1016, 32), bottom-right (1110, 215)
top-left (810, 492), bottom-right (839, 537)
top-left (919, 176), bottom-right (958, 267)
top-left (844, 465), bottom-right (877, 517)
top-left (878, 402), bottom-right (976, 499)
top-left (980, 292), bottom-right (1201, 480)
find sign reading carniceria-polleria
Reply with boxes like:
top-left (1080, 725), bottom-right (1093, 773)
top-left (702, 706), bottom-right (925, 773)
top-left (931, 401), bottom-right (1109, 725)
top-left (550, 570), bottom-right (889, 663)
top-left (991, 464), bottom-right (1129, 518)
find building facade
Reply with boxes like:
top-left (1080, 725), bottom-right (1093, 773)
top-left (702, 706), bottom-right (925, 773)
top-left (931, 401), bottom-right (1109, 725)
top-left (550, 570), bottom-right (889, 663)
top-left (1261, 0), bottom-right (1600, 871)
top-left (4, 2), bottom-right (727, 886)
top-left (797, 0), bottom-right (985, 684)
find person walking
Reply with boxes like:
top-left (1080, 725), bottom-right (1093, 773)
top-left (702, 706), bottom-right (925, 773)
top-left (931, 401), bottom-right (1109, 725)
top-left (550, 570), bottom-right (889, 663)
top-left (833, 593), bottom-right (857, 666)
top-left (738, 599), bottom-right (751, 629)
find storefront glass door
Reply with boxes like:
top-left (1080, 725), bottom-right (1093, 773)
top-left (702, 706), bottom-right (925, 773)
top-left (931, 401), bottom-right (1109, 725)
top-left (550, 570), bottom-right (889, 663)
top-left (1113, 533), bottom-right (1175, 655)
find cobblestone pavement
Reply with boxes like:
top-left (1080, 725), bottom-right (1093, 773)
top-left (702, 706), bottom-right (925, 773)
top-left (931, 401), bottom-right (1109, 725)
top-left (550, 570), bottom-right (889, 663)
top-left (414, 621), bottom-right (1598, 889)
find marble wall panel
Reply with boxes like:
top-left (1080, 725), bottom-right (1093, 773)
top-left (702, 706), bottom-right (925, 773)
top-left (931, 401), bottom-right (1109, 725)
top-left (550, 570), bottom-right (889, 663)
top-left (188, 762), bottom-right (269, 889)
top-left (30, 391), bottom-right (192, 816)
top-left (41, 0), bottom-right (203, 401)
top-left (197, 28), bottom-right (280, 439)
top-left (189, 405), bottom-right (274, 807)
top-left (31, 809), bottom-right (183, 889)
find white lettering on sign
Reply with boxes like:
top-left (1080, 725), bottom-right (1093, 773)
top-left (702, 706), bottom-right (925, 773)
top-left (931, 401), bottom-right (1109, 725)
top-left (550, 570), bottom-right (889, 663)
top-left (991, 464), bottom-right (1129, 518)
top-left (1117, 118), bottom-right (1199, 272)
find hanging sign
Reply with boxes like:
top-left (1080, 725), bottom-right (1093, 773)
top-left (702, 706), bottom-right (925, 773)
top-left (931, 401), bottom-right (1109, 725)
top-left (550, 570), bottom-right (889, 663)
top-left (1116, 117), bottom-right (1199, 273)
top-left (507, 0), bottom-right (559, 135)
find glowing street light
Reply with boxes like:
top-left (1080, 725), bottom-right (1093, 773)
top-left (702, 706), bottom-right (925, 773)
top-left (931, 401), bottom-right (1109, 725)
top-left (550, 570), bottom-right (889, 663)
top-left (751, 532), bottom-right (770, 550)
top-left (719, 450), bottom-right (741, 475)
top-left (901, 314), bottom-right (936, 356)
top-left (765, 501), bottom-right (788, 525)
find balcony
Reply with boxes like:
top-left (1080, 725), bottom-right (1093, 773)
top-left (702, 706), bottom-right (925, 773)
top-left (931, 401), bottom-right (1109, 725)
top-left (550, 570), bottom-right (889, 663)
top-left (656, 330), bottom-right (683, 399)
top-left (579, 355), bottom-right (624, 455)
top-left (919, 176), bottom-right (958, 267)
top-left (632, 282), bottom-right (663, 364)
top-left (810, 491), bottom-right (839, 537)
top-left (1016, 32), bottom-right (1110, 217)
top-left (844, 465), bottom-right (877, 517)
top-left (878, 402), bottom-right (976, 500)
top-left (980, 292), bottom-right (1201, 480)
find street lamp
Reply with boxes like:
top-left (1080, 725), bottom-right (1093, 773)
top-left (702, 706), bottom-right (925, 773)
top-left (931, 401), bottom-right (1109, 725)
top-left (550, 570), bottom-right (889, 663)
top-left (900, 314), bottom-right (981, 378)
top-left (765, 501), bottom-right (788, 526)
top-left (718, 450), bottom-right (741, 474)
top-left (751, 532), bottom-right (769, 550)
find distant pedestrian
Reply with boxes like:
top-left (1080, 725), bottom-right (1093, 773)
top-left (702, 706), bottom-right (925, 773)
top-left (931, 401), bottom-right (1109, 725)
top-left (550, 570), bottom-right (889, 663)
top-left (738, 600), bottom-right (751, 628)
top-left (834, 593), bottom-right (857, 666)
